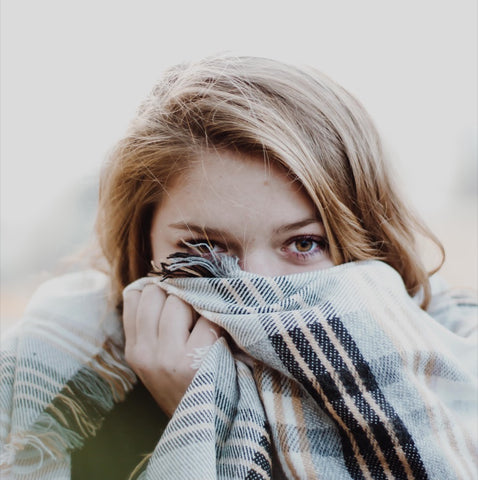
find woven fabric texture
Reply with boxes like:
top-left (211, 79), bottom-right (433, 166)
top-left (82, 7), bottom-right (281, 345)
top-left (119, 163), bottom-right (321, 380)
top-left (1, 261), bottom-right (477, 479)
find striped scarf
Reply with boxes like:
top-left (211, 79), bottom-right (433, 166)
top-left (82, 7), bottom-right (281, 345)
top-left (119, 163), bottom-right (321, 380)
top-left (1, 260), bottom-right (477, 479)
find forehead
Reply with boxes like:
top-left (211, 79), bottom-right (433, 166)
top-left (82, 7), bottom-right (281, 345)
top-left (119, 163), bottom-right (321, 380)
top-left (181, 149), bottom-right (300, 188)
top-left (154, 149), bottom-right (317, 230)
top-left (170, 149), bottom-right (303, 199)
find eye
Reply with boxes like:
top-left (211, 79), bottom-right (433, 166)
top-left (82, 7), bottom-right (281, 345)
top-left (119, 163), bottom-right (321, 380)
top-left (282, 235), bottom-right (328, 260)
top-left (291, 238), bottom-right (317, 253)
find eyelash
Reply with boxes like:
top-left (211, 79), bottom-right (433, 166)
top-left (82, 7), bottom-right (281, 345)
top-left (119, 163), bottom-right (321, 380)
top-left (281, 235), bottom-right (328, 261)
top-left (178, 235), bottom-right (328, 261)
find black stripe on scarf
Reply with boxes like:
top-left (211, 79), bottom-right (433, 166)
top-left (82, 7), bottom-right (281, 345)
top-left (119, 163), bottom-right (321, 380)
top-left (270, 307), bottom-right (429, 480)
top-left (245, 429), bottom-right (272, 480)
top-left (321, 303), bottom-right (429, 479)
top-left (269, 324), bottom-right (377, 479)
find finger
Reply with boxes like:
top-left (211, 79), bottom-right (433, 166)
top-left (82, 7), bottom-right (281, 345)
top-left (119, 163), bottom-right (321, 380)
top-left (158, 295), bottom-right (196, 350)
top-left (122, 289), bottom-right (141, 345)
top-left (135, 284), bottom-right (167, 343)
top-left (187, 316), bottom-right (222, 351)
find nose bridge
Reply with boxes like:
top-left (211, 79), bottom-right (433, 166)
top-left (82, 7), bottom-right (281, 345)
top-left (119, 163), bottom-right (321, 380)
top-left (240, 248), bottom-right (277, 276)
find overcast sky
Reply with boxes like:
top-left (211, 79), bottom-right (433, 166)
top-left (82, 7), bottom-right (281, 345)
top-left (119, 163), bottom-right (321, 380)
top-left (1, 0), bottom-right (476, 285)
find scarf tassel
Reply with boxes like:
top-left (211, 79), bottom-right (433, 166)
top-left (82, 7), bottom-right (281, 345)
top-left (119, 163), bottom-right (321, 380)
top-left (1, 339), bottom-right (136, 473)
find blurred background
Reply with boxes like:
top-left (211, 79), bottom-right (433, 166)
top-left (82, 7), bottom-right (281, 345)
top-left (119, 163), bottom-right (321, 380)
top-left (1, 0), bottom-right (477, 330)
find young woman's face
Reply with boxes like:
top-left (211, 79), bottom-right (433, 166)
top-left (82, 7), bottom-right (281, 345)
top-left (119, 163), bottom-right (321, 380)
top-left (151, 150), bottom-right (334, 276)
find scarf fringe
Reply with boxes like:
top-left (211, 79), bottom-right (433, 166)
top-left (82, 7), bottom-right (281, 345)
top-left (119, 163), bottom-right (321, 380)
top-left (129, 453), bottom-right (153, 480)
top-left (151, 246), bottom-right (241, 279)
top-left (1, 339), bottom-right (136, 472)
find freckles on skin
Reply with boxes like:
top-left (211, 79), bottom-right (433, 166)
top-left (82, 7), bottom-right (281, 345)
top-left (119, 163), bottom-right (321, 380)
top-left (157, 156), bottom-right (280, 235)
top-left (150, 150), bottom-right (334, 274)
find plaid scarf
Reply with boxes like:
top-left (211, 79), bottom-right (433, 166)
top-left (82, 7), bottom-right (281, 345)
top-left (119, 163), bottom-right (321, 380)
top-left (1, 260), bottom-right (476, 479)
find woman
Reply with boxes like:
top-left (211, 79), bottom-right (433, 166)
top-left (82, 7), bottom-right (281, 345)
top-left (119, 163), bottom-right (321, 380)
top-left (2, 56), bottom-right (476, 479)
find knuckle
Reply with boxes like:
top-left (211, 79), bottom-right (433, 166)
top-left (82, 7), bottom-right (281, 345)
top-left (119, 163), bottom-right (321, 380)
top-left (142, 284), bottom-right (157, 295)
top-left (123, 287), bottom-right (140, 299)
top-left (195, 317), bottom-right (222, 340)
top-left (142, 284), bottom-right (164, 301)
top-left (165, 294), bottom-right (187, 311)
top-left (123, 289), bottom-right (140, 305)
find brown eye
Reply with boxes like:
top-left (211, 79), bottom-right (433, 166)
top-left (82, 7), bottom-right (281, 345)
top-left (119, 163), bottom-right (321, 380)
top-left (282, 235), bottom-right (327, 259)
top-left (294, 238), bottom-right (315, 253)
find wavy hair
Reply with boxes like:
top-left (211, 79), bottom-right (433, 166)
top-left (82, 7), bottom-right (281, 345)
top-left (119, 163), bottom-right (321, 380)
top-left (96, 56), bottom-right (443, 308)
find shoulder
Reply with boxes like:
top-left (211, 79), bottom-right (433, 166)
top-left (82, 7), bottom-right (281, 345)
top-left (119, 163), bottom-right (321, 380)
top-left (0, 271), bottom-right (132, 474)
top-left (26, 269), bottom-right (111, 310)
top-left (426, 278), bottom-right (477, 339)
top-left (5, 270), bottom-right (120, 344)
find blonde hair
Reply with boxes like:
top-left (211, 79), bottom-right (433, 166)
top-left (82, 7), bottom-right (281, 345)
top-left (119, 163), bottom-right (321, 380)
top-left (96, 55), bottom-right (443, 308)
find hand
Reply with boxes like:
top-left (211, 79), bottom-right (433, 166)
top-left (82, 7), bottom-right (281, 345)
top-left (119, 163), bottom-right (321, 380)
top-left (123, 284), bottom-right (221, 417)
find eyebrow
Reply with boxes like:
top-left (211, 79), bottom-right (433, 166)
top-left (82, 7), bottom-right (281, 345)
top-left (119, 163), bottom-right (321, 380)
top-left (168, 217), bottom-right (321, 237)
top-left (168, 222), bottom-right (228, 238)
top-left (273, 217), bottom-right (321, 235)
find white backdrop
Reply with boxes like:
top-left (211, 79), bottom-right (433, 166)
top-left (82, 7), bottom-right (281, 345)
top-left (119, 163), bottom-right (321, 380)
top-left (1, 0), bottom-right (476, 322)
